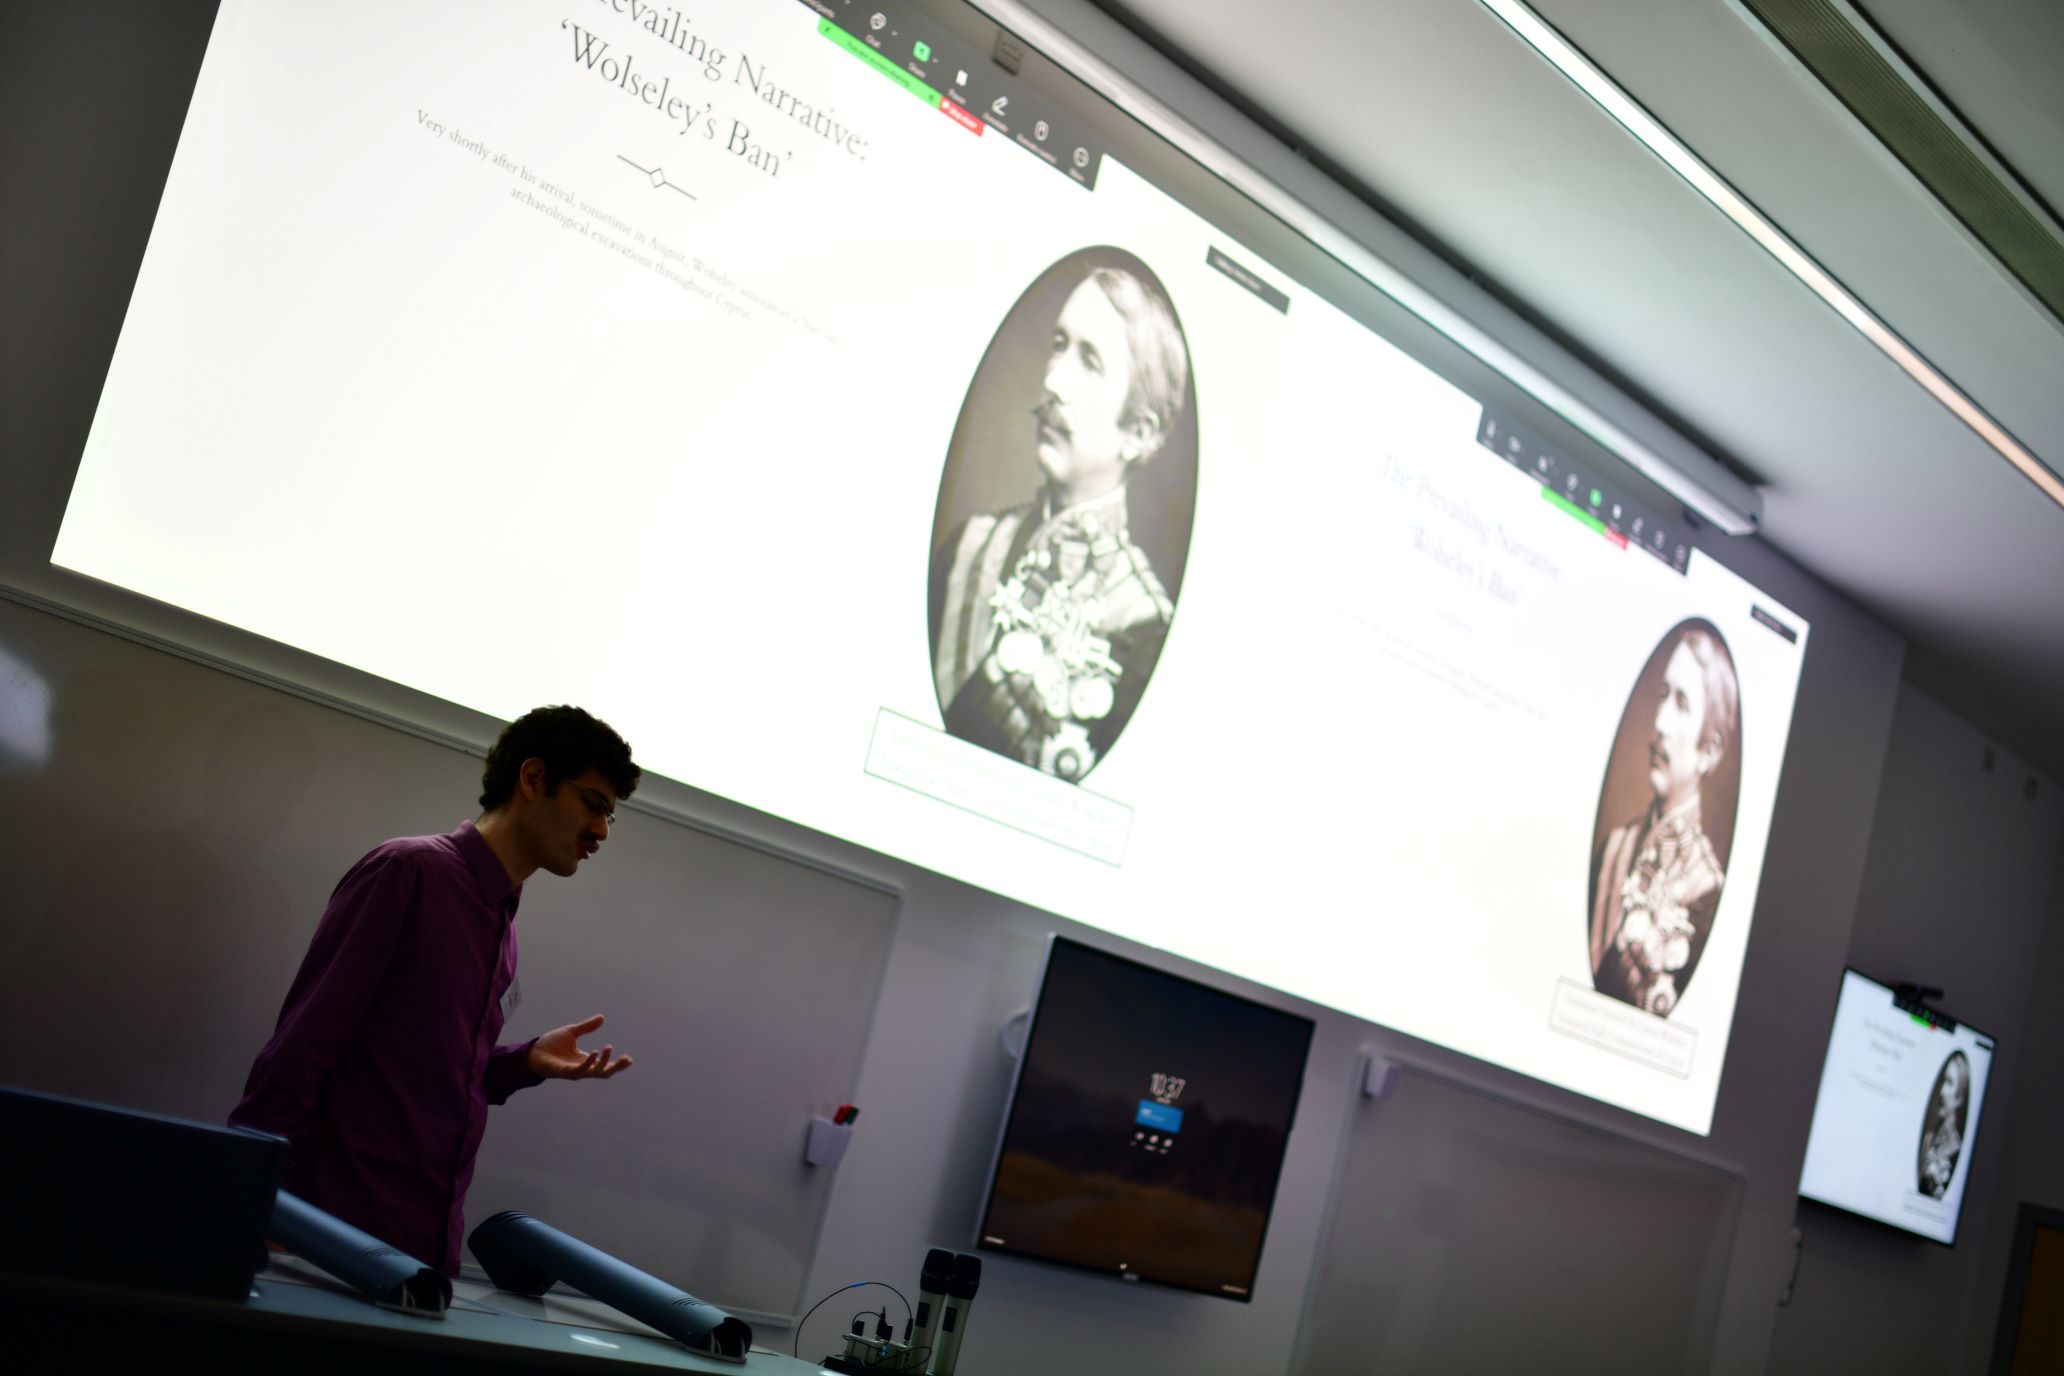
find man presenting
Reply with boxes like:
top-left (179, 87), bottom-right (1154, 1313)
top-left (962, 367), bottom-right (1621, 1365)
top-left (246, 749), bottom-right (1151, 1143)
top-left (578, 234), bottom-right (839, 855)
top-left (1590, 626), bottom-right (1740, 1017)
top-left (232, 705), bottom-right (642, 1273)
top-left (931, 264), bottom-right (1191, 782)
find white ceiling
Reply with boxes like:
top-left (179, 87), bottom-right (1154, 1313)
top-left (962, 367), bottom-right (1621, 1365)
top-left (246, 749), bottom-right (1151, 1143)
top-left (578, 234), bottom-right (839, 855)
top-left (1072, 0), bottom-right (2064, 777)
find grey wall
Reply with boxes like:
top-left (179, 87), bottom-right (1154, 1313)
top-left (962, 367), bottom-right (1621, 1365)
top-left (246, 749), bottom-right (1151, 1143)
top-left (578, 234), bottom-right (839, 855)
top-left (0, 597), bottom-right (907, 1323)
top-left (1969, 835), bottom-right (2064, 1372)
top-left (1295, 1064), bottom-right (1746, 1376)
top-left (9, 4), bottom-right (2050, 1375)
top-left (1763, 688), bottom-right (2064, 1376)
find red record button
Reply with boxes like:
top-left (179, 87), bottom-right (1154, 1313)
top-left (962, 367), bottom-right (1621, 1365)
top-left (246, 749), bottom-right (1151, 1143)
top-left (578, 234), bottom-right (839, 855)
top-left (940, 100), bottom-right (982, 135)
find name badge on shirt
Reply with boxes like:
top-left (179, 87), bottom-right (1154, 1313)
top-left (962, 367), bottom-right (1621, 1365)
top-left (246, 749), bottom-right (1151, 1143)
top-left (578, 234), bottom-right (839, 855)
top-left (499, 976), bottom-right (522, 1022)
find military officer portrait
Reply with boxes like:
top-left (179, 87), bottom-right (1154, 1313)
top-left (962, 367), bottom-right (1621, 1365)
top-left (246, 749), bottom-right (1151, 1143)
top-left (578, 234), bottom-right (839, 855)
top-left (928, 248), bottom-right (1197, 783)
top-left (1916, 1050), bottom-right (1970, 1200)
top-left (1587, 619), bottom-right (1742, 1018)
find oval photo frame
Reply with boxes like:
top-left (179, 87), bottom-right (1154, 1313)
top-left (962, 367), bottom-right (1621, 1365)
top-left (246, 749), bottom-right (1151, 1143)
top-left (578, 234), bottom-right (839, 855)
top-left (1916, 1049), bottom-right (1971, 1199)
top-left (1586, 618), bottom-right (1743, 1017)
top-left (926, 247), bottom-right (1199, 784)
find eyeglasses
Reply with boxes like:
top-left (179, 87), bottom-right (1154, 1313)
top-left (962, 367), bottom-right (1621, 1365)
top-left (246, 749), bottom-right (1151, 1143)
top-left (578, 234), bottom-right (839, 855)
top-left (561, 781), bottom-right (617, 826)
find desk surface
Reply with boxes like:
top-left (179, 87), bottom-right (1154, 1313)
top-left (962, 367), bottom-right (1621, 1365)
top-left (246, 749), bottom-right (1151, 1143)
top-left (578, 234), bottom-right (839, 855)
top-left (2, 1255), bottom-right (835, 1374)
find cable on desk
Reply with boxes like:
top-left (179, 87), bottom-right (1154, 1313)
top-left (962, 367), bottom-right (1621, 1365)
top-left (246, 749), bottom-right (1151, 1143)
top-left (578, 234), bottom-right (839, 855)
top-left (790, 1280), bottom-right (913, 1359)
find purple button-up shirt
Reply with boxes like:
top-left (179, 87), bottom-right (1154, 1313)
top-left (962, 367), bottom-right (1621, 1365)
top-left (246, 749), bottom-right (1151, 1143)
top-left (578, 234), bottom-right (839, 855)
top-left (231, 821), bottom-right (541, 1273)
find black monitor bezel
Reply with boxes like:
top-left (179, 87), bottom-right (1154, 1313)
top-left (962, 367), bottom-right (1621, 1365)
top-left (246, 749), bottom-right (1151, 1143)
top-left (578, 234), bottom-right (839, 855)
top-left (1795, 965), bottom-right (1997, 1248)
top-left (974, 934), bottom-right (1316, 1301)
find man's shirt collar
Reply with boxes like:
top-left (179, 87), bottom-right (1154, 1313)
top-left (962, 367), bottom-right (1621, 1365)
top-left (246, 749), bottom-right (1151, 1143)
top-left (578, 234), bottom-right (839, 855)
top-left (452, 819), bottom-right (521, 910)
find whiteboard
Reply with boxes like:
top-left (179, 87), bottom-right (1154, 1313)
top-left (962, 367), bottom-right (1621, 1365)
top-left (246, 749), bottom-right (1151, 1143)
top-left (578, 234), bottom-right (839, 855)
top-left (1295, 1062), bottom-right (1743, 1374)
top-left (0, 594), bottom-right (899, 1319)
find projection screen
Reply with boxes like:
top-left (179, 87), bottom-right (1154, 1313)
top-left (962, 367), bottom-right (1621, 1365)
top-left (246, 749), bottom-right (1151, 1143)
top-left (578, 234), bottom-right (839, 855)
top-left (53, 0), bottom-right (1808, 1133)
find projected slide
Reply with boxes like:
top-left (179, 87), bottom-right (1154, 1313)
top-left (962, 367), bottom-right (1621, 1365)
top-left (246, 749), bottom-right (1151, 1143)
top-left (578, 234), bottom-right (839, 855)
top-left (55, 0), bottom-right (1809, 1133)
top-left (1797, 971), bottom-right (1996, 1243)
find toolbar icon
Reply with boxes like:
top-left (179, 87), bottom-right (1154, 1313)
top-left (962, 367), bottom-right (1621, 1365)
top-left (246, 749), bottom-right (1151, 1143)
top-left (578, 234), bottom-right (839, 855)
top-left (1072, 146), bottom-right (1089, 168)
top-left (869, 12), bottom-right (885, 30)
top-left (956, 69), bottom-right (969, 86)
top-left (913, 39), bottom-right (931, 61)
top-left (1034, 119), bottom-right (1049, 141)
top-left (991, 95), bottom-right (1009, 115)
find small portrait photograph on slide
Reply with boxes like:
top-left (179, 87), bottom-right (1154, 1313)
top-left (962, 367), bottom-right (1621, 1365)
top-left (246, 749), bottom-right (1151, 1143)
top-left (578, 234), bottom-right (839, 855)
top-left (1916, 1049), bottom-right (1971, 1199)
top-left (928, 246), bottom-right (1199, 784)
top-left (1587, 618), bottom-right (1743, 1018)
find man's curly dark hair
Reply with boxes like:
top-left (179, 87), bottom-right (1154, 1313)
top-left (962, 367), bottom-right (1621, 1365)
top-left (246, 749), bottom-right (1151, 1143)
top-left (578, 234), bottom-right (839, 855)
top-left (479, 705), bottom-right (641, 812)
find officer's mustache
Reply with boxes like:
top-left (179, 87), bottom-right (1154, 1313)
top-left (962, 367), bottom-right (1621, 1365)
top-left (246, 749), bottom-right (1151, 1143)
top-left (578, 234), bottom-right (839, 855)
top-left (1032, 398), bottom-right (1071, 440)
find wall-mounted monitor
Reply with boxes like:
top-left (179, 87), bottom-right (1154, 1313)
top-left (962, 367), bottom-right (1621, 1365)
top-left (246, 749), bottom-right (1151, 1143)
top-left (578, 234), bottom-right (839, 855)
top-left (1796, 969), bottom-right (1996, 1244)
top-left (50, 0), bottom-right (1811, 1132)
top-left (976, 937), bottom-right (1314, 1298)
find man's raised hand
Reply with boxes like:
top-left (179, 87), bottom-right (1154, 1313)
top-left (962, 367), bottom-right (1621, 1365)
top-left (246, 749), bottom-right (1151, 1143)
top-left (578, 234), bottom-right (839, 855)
top-left (528, 1014), bottom-right (633, 1080)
